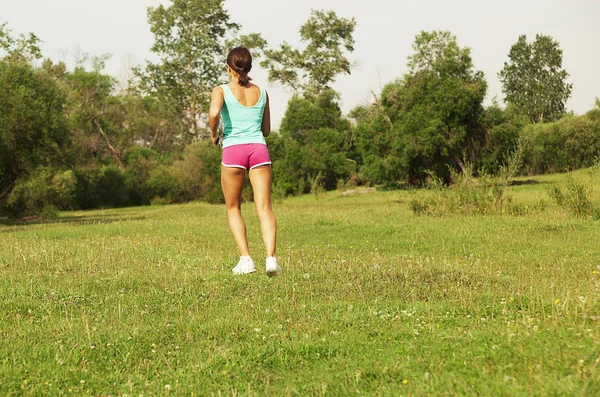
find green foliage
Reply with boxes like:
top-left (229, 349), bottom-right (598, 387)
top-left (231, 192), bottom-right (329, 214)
top-left (521, 113), bottom-right (600, 174)
top-left (2, 18), bottom-right (599, 218)
top-left (272, 91), bottom-right (352, 195)
top-left (96, 166), bottom-right (131, 208)
top-left (73, 167), bottom-right (102, 210)
top-left (0, 23), bottom-right (42, 63)
top-left (547, 163), bottom-right (600, 218)
top-left (498, 34), bottom-right (572, 123)
top-left (588, 98), bottom-right (600, 121)
top-left (64, 66), bottom-right (133, 169)
top-left (409, 141), bottom-right (535, 216)
top-left (262, 10), bottom-right (356, 96)
top-left (0, 58), bottom-right (68, 212)
top-left (123, 147), bottom-right (162, 205)
top-left (280, 90), bottom-right (348, 141)
top-left (73, 165), bottom-right (131, 210)
top-left (122, 95), bottom-right (188, 154)
top-left (352, 31), bottom-right (487, 185)
top-left (148, 165), bottom-right (183, 204)
top-left (5, 168), bottom-right (76, 216)
top-left (479, 101), bottom-right (530, 174)
top-left (136, 0), bottom-right (257, 139)
top-left (173, 141), bottom-right (223, 203)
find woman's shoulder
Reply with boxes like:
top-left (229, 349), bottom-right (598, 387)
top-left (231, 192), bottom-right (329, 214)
top-left (244, 82), bottom-right (264, 92)
top-left (249, 83), bottom-right (267, 97)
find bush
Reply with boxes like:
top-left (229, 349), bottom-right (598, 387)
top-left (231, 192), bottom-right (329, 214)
top-left (409, 141), bottom-right (537, 216)
top-left (521, 114), bottom-right (600, 174)
top-left (273, 91), bottom-right (353, 196)
top-left (97, 165), bottom-right (131, 208)
top-left (148, 165), bottom-right (183, 204)
top-left (5, 167), bottom-right (76, 216)
top-left (124, 147), bottom-right (162, 205)
top-left (73, 167), bottom-right (102, 209)
top-left (174, 141), bottom-right (223, 204)
top-left (546, 162), bottom-right (600, 219)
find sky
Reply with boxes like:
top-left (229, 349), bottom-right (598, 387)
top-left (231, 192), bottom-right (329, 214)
top-left (1, 0), bottom-right (598, 128)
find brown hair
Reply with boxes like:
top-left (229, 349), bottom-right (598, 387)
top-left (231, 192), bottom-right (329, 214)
top-left (227, 47), bottom-right (252, 86)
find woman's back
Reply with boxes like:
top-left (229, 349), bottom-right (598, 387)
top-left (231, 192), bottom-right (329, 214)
top-left (226, 82), bottom-right (262, 107)
top-left (220, 82), bottom-right (266, 148)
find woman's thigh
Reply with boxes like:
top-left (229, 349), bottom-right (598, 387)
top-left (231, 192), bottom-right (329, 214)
top-left (221, 166), bottom-right (246, 206)
top-left (248, 165), bottom-right (272, 209)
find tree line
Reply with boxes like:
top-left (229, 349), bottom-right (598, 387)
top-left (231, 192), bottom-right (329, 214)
top-left (1, 0), bottom-right (598, 217)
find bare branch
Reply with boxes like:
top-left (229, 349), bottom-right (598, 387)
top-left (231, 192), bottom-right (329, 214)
top-left (369, 89), bottom-right (393, 129)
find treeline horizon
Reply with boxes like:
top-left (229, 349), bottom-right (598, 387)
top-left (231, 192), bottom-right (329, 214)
top-left (1, 0), bottom-right (599, 218)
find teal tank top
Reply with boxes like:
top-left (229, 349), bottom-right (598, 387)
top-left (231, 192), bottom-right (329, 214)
top-left (220, 84), bottom-right (267, 148)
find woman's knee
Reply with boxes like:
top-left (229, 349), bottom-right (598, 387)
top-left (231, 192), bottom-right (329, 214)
top-left (255, 204), bottom-right (273, 217)
top-left (226, 201), bottom-right (242, 212)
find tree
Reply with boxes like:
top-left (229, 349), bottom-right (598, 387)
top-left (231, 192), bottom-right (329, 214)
top-left (122, 94), bottom-right (186, 154)
top-left (65, 65), bottom-right (130, 169)
top-left (498, 34), bottom-right (572, 124)
top-left (272, 90), bottom-right (352, 194)
top-left (351, 30), bottom-right (487, 184)
top-left (261, 10), bottom-right (356, 195)
top-left (262, 9), bottom-right (356, 96)
top-left (0, 30), bottom-right (68, 212)
top-left (135, 0), bottom-right (262, 140)
top-left (0, 23), bottom-right (41, 64)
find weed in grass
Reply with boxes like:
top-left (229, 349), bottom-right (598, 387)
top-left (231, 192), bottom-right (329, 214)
top-left (410, 141), bottom-right (543, 216)
top-left (547, 160), bottom-right (600, 219)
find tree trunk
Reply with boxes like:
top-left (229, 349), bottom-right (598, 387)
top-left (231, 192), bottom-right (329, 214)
top-left (93, 119), bottom-right (126, 170)
top-left (149, 120), bottom-right (167, 149)
top-left (187, 107), bottom-right (198, 139)
top-left (0, 180), bottom-right (15, 201)
top-left (370, 89), bottom-right (393, 129)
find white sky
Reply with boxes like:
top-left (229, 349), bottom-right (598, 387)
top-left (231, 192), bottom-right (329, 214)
top-left (1, 0), bottom-right (598, 128)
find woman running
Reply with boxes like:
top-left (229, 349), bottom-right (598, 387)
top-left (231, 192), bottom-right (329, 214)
top-left (208, 47), bottom-right (280, 277)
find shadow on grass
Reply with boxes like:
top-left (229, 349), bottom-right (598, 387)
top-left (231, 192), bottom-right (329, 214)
top-left (0, 213), bottom-right (147, 228)
top-left (509, 179), bottom-right (544, 186)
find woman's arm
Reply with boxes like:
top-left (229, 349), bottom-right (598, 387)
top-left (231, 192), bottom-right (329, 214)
top-left (209, 86), bottom-right (224, 145)
top-left (261, 92), bottom-right (271, 137)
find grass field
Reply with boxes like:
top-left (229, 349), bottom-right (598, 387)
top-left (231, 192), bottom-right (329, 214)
top-left (1, 169), bottom-right (599, 396)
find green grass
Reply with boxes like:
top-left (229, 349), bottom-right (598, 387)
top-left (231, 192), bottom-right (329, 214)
top-left (1, 169), bottom-right (600, 396)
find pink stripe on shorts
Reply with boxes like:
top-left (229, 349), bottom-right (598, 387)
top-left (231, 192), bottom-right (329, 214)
top-left (222, 143), bottom-right (272, 170)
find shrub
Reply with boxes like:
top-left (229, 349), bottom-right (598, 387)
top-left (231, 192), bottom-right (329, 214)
top-left (97, 165), bottom-right (131, 208)
top-left (409, 141), bottom-right (535, 216)
top-left (546, 162), bottom-right (600, 219)
top-left (521, 114), bottom-right (600, 174)
top-left (148, 165), bottom-right (182, 204)
top-left (174, 141), bottom-right (223, 204)
top-left (5, 168), bottom-right (76, 216)
top-left (73, 167), bottom-right (102, 209)
top-left (124, 147), bottom-right (162, 205)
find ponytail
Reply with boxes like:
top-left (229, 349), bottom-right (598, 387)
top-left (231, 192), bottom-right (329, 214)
top-left (237, 69), bottom-right (251, 86)
top-left (227, 47), bottom-right (253, 86)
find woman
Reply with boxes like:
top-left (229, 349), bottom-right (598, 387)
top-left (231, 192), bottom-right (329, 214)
top-left (208, 47), bottom-right (280, 277)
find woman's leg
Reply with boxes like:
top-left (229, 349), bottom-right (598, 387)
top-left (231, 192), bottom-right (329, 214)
top-left (221, 166), bottom-right (249, 256)
top-left (248, 165), bottom-right (277, 257)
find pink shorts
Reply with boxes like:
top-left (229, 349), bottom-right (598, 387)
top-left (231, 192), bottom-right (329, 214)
top-left (222, 143), bottom-right (272, 170)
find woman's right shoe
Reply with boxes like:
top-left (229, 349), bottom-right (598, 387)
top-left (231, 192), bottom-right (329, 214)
top-left (265, 257), bottom-right (280, 278)
top-left (232, 257), bottom-right (256, 275)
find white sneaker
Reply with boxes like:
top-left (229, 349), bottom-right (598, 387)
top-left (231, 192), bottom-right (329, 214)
top-left (265, 257), bottom-right (280, 278)
top-left (232, 257), bottom-right (256, 275)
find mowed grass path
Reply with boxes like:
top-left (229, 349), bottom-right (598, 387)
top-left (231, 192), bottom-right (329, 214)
top-left (1, 170), bottom-right (599, 395)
